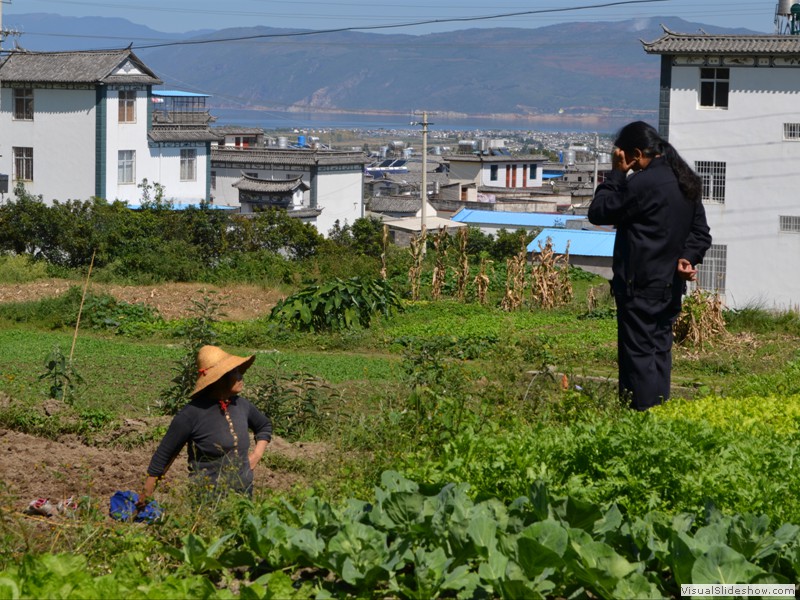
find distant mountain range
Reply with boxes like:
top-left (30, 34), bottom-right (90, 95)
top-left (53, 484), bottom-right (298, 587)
top-left (3, 13), bottom-right (760, 119)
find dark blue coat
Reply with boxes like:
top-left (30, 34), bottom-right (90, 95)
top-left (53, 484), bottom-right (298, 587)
top-left (588, 156), bottom-right (711, 298)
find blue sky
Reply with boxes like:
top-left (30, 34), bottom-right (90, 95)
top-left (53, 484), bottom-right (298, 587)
top-left (3, 0), bottom-right (780, 34)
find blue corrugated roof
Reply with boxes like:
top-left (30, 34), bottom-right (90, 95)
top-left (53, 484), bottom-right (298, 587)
top-left (527, 228), bottom-right (615, 257)
top-left (152, 90), bottom-right (210, 98)
top-left (452, 208), bottom-right (584, 228)
top-left (128, 202), bottom-right (236, 211)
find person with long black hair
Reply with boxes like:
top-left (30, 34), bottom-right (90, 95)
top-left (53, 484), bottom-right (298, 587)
top-left (588, 121), bottom-right (711, 410)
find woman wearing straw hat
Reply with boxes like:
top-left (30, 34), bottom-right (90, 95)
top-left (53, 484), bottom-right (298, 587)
top-left (138, 345), bottom-right (272, 506)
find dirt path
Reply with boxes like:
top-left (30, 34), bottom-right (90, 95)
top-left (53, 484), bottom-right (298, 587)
top-left (0, 279), bottom-right (285, 321)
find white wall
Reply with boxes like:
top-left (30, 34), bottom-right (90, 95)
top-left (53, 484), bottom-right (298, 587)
top-left (143, 145), bottom-right (209, 203)
top-left (669, 65), bottom-right (800, 309)
top-left (0, 87), bottom-right (96, 203)
top-left (104, 88), bottom-right (151, 203)
top-left (314, 170), bottom-right (364, 235)
top-left (448, 159), bottom-right (544, 189)
top-left (103, 89), bottom-right (209, 203)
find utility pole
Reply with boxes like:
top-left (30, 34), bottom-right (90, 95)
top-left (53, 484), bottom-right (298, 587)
top-left (592, 132), bottom-right (599, 192)
top-left (411, 111), bottom-right (431, 253)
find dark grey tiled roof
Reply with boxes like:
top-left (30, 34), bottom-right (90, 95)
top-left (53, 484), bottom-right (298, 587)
top-left (369, 196), bottom-right (422, 213)
top-left (479, 185), bottom-right (557, 196)
top-left (378, 172), bottom-right (450, 186)
top-left (0, 49), bottom-right (162, 84)
top-left (148, 129), bottom-right (222, 142)
top-left (444, 153), bottom-right (548, 163)
top-left (643, 27), bottom-right (800, 54)
top-left (233, 174), bottom-right (310, 193)
top-left (212, 148), bottom-right (369, 167)
top-left (212, 126), bottom-right (264, 135)
top-left (239, 207), bottom-right (322, 218)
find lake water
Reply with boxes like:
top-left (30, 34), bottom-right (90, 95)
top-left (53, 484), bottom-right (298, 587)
top-left (212, 107), bottom-right (644, 134)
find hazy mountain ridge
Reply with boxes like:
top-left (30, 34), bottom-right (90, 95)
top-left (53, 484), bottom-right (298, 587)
top-left (3, 13), bottom-right (761, 118)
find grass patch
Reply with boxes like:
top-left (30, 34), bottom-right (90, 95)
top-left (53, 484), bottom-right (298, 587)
top-left (0, 255), bottom-right (49, 283)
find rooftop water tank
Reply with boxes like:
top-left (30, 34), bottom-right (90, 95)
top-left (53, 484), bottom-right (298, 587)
top-left (458, 140), bottom-right (477, 153)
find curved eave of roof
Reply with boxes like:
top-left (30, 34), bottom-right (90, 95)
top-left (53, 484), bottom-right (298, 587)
top-left (233, 174), bottom-right (310, 193)
top-left (642, 25), bottom-right (800, 54)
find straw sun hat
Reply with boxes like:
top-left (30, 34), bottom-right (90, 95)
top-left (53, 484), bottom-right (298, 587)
top-left (191, 345), bottom-right (255, 398)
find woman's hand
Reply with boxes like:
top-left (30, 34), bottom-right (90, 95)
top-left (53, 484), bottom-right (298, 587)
top-left (249, 439), bottom-right (269, 470)
top-left (612, 148), bottom-right (637, 173)
top-left (137, 475), bottom-right (159, 511)
top-left (677, 258), bottom-right (698, 281)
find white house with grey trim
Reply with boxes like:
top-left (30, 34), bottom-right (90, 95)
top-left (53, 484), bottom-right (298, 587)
top-left (643, 28), bottom-right (800, 309)
top-left (445, 152), bottom-right (548, 203)
top-left (0, 48), bottom-right (216, 205)
top-left (210, 148), bottom-right (369, 236)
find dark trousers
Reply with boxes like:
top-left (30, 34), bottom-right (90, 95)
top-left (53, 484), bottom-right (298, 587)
top-left (615, 291), bottom-right (683, 411)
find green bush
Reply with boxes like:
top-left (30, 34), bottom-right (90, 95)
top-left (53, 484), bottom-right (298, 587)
top-left (270, 276), bottom-right (402, 333)
top-left (0, 254), bottom-right (49, 283)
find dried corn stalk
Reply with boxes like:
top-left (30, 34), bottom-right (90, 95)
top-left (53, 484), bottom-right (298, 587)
top-left (674, 287), bottom-right (727, 347)
top-left (380, 224), bottom-right (389, 280)
top-left (431, 227), bottom-right (448, 301)
top-left (474, 258), bottom-right (492, 305)
top-left (456, 226), bottom-right (469, 301)
top-left (531, 238), bottom-right (573, 309)
top-left (500, 243), bottom-right (527, 311)
top-left (558, 243), bottom-right (574, 305)
top-left (408, 228), bottom-right (425, 301)
top-left (587, 285), bottom-right (598, 312)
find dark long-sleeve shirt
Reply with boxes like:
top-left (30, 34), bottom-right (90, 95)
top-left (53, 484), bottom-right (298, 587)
top-left (588, 157), bottom-right (712, 297)
top-left (147, 394), bottom-right (272, 492)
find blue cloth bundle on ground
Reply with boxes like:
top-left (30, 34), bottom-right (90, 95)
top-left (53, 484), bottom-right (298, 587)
top-left (109, 490), bottom-right (162, 523)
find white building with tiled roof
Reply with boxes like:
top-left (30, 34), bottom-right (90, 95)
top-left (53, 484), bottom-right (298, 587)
top-left (0, 49), bottom-right (217, 205)
top-left (211, 147), bottom-right (369, 235)
top-left (233, 174), bottom-right (311, 214)
top-left (643, 28), bottom-right (800, 309)
top-left (444, 152), bottom-right (548, 203)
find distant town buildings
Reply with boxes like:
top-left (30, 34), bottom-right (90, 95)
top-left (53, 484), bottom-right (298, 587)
top-left (0, 47), bottom-right (616, 241)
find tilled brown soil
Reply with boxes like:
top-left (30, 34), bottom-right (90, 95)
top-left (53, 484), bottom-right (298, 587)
top-left (1, 426), bottom-right (327, 511)
top-left (0, 279), bottom-right (285, 321)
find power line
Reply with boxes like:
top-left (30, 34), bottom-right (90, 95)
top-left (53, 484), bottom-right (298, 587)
top-left (130, 0), bottom-right (670, 49)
